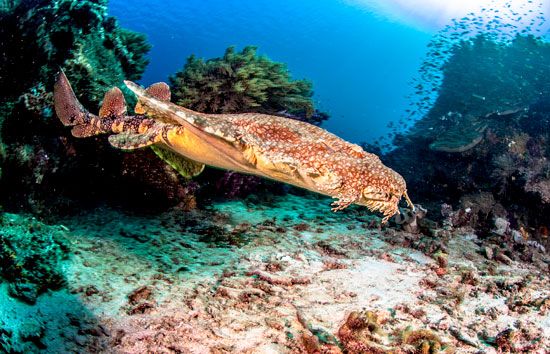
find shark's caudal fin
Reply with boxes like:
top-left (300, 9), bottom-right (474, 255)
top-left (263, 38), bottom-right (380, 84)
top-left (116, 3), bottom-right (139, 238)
top-left (53, 73), bottom-right (205, 179)
top-left (53, 70), bottom-right (90, 127)
top-left (54, 71), bottom-right (129, 138)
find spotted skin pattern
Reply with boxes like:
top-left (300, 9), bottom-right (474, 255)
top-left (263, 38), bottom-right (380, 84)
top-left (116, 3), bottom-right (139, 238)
top-left (221, 113), bottom-right (412, 219)
top-left (54, 71), bottom-right (413, 221)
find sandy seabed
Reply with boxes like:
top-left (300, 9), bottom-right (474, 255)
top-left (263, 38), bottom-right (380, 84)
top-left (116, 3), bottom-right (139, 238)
top-left (1, 194), bottom-right (548, 353)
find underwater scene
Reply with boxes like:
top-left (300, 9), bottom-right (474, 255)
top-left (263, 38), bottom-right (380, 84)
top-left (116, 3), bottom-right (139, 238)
top-left (0, 0), bottom-right (550, 352)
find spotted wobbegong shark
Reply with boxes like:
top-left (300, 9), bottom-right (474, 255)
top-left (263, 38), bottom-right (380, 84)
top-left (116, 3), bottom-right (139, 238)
top-left (53, 71), bottom-right (414, 221)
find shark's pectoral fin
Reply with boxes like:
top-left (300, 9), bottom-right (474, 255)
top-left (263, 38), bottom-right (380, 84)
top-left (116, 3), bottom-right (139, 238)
top-left (253, 151), bottom-right (300, 183)
top-left (150, 145), bottom-right (205, 179)
top-left (306, 167), bottom-right (342, 191)
top-left (330, 190), bottom-right (360, 212)
top-left (108, 129), bottom-right (162, 150)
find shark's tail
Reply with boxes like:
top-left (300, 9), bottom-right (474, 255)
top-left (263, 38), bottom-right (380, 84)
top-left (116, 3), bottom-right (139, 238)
top-left (53, 70), bottom-right (91, 128)
top-left (54, 71), bottom-right (129, 138)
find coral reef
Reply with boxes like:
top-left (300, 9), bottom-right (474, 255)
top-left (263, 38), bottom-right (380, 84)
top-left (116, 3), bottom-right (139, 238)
top-left (0, 0), bottom-right (157, 215)
top-left (0, 213), bottom-right (69, 304)
top-left (399, 2), bottom-right (548, 134)
top-left (382, 34), bottom-right (550, 250)
top-left (412, 34), bottom-right (550, 145)
top-left (170, 46), bottom-right (324, 122)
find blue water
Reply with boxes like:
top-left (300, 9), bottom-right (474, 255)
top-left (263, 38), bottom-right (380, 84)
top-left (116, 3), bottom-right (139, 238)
top-left (108, 0), bottom-right (432, 143)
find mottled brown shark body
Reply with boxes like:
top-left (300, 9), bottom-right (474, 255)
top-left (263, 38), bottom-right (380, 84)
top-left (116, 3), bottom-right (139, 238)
top-left (54, 71), bottom-right (413, 221)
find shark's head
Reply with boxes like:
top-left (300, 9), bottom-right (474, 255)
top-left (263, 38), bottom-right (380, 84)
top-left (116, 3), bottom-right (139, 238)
top-left (356, 164), bottom-right (414, 222)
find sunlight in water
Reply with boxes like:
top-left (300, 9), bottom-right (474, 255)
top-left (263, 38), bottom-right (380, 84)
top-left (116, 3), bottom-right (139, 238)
top-left (348, 0), bottom-right (549, 33)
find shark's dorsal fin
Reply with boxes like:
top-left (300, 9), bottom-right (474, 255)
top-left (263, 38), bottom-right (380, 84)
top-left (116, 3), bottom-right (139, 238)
top-left (125, 80), bottom-right (200, 126)
top-left (99, 87), bottom-right (127, 118)
top-left (135, 82), bottom-right (171, 114)
top-left (150, 145), bottom-right (205, 178)
top-left (147, 82), bottom-right (171, 101)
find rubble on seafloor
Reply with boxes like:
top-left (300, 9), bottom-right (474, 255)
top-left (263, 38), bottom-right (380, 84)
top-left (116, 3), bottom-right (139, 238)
top-left (1, 193), bottom-right (548, 353)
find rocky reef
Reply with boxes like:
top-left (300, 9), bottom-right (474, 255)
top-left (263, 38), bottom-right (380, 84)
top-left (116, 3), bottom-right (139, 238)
top-left (382, 33), bottom-right (550, 252)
